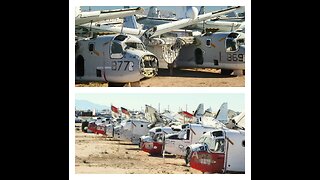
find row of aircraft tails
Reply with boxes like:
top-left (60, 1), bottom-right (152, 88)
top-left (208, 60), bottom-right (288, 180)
top-left (75, 6), bottom-right (245, 86)
top-left (77, 102), bottom-right (245, 173)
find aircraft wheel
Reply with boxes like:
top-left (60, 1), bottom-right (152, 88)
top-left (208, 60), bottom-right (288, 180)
top-left (138, 139), bottom-right (143, 149)
top-left (185, 148), bottom-right (191, 165)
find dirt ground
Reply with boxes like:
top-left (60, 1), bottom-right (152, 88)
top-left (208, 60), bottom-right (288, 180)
top-left (75, 124), bottom-right (202, 174)
top-left (75, 68), bottom-right (245, 87)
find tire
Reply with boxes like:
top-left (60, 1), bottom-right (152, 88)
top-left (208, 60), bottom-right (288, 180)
top-left (138, 139), bottom-right (143, 149)
top-left (185, 148), bottom-right (191, 165)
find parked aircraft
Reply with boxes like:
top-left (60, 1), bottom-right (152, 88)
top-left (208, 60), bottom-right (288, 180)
top-left (140, 126), bottom-right (181, 155)
top-left (83, 6), bottom-right (241, 70)
top-left (100, 6), bottom-right (244, 75)
top-left (186, 129), bottom-right (245, 173)
top-left (163, 123), bottom-right (216, 156)
top-left (173, 31), bottom-right (245, 75)
top-left (113, 119), bottom-right (151, 144)
top-left (75, 34), bottom-right (159, 86)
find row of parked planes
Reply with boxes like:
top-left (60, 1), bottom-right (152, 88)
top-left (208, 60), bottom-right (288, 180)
top-left (75, 6), bottom-right (245, 86)
top-left (76, 102), bottom-right (245, 173)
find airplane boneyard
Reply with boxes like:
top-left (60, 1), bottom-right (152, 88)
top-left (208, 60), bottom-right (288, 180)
top-left (75, 6), bottom-right (243, 86)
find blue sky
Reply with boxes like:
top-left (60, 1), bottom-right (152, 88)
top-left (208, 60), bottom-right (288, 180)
top-left (75, 93), bottom-right (244, 113)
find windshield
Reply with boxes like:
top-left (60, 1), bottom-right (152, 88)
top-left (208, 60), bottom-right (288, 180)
top-left (237, 38), bottom-right (245, 46)
top-left (226, 38), bottom-right (238, 51)
top-left (213, 139), bottom-right (225, 152)
top-left (148, 132), bottom-right (155, 138)
top-left (125, 42), bottom-right (145, 51)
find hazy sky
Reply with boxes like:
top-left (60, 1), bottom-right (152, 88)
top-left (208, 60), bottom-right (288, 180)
top-left (80, 6), bottom-right (245, 14)
top-left (75, 93), bottom-right (244, 113)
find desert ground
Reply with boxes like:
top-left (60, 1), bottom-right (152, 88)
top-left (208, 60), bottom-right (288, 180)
top-left (75, 68), bottom-right (245, 87)
top-left (75, 123), bottom-right (202, 174)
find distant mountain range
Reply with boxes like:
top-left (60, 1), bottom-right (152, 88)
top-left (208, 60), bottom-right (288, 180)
top-left (75, 100), bottom-right (107, 110)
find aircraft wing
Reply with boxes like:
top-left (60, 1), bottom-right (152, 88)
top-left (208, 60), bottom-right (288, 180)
top-left (75, 7), bottom-right (144, 26)
top-left (142, 6), bottom-right (241, 39)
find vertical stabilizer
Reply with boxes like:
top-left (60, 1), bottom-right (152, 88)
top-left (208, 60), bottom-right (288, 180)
top-left (123, 15), bottom-right (139, 29)
top-left (148, 6), bottom-right (160, 18)
top-left (198, 6), bottom-right (205, 15)
top-left (215, 102), bottom-right (228, 123)
top-left (194, 103), bottom-right (204, 117)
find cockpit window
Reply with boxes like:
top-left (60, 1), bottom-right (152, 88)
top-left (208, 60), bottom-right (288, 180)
top-left (213, 139), bottom-right (225, 152)
top-left (148, 132), bottom-right (155, 138)
top-left (111, 42), bottom-right (123, 54)
top-left (110, 41), bottom-right (123, 59)
top-left (226, 38), bottom-right (238, 52)
top-left (226, 32), bottom-right (241, 52)
top-left (114, 35), bottom-right (127, 41)
top-left (237, 38), bottom-right (245, 46)
top-left (125, 42), bottom-right (145, 51)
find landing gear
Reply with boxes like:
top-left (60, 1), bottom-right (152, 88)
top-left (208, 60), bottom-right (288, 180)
top-left (185, 148), bottom-right (191, 165)
top-left (168, 63), bottom-right (174, 75)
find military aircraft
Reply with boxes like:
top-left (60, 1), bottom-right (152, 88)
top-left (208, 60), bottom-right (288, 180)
top-left (174, 31), bottom-right (245, 75)
top-left (75, 33), bottom-right (159, 86)
top-left (88, 6), bottom-right (244, 76)
top-left (75, 6), bottom-right (240, 86)
top-left (187, 129), bottom-right (245, 173)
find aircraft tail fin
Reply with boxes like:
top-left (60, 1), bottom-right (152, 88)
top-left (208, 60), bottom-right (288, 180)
top-left (175, 6), bottom-right (198, 19)
top-left (198, 6), bottom-right (205, 15)
top-left (145, 105), bottom-right (163, 126)
top-left (215, 102), bottom-right (229, 123)
top-left (123, 15), bottom-right (139, 29)
top-left (111, 105), bottom-right (119, 118)
top-left (148, 6), bottom-right (160, 18)
top-left (194, 103), bottom-right (204, 117)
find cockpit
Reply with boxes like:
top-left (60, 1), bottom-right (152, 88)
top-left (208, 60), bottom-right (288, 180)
top-left (226, 32), bottom-right (245, 52)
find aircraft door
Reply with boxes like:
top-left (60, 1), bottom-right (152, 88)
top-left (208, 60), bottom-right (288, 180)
top-left (76, 55), bottom-right (84, 76)
top-left (194, 48), bottom-right (204, 65)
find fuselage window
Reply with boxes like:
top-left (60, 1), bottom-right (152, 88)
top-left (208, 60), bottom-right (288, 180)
top-left (89, 43), bottom-right (94, 51)
top-left (206, 39), bottom-right (211, 47)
